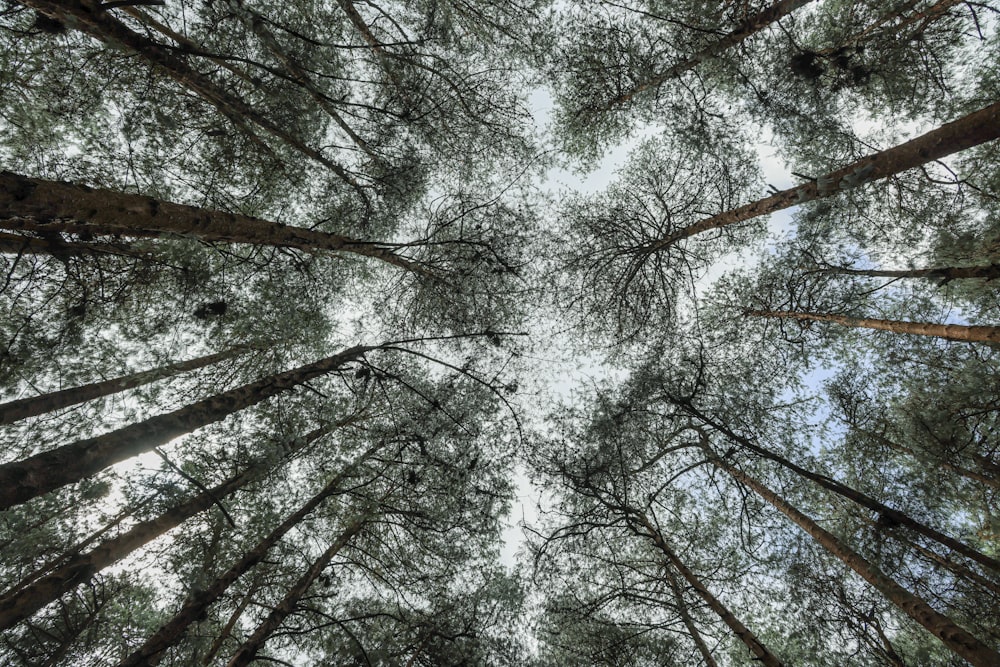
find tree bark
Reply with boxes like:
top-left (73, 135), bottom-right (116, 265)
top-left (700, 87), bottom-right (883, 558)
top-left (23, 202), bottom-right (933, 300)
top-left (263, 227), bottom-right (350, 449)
top-left (0, 346), bottom-right (250, 425)
top-left (0, 231), bottom-right (148, 260)
top-left (225, 515), bottom-right (369, 667)
top-left (820, 264), bottom-right (1000, 282)
top-left (705, 452), bottom-right (1000, 667)
top-left (0, 423), bottom-right (343, 632)
top-left (0, 172), bottom-right (425, 274)
top-left (605, 0), bottom-right (816, 110)
top-left (743, 309), bottom-right (1000, 343)
top-left (0, 346), bottom-right (370, 510)
top-left (645, 101), bottom-right (1000, 251)
top-left (20, 0), bottom-right (363, 190)
top-left (115, 442), bottom-right (382, 667)
top-left (663, 566), bottom-right (720, 667)
top-left (861, 428), bottom-right (1000, 491)
top-left (892, 529), bottom-right (1000, 598)
top-left (631, 510), bottom-right (785, 667)
top-left (679, 404), bottom-right (1000, 575)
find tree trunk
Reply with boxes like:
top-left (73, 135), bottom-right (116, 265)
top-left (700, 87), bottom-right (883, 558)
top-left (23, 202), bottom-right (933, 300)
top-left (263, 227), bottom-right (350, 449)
top-left (892, 529), bottom-right (1000, 598)
top-left (632, 511), bottom-right (785, 667)
top-left (645, 101), bottom-right (1000, 250)
top-left (0, 346), bottom-right (371, 510)
top-left (0, 424), bottom-right (339, 632)
top-left (815, 0), bottom-right (960, 56)
top-left (0, 346), bottom-right (251, 425)
top-left (20, 0), bottom-right (363, 190)
top-left (0, 172), bottom-right (425, 275)
top-left (705, 453), bottom-right (1000, 667)
top-left (820, 264), bottom-right (1000, 282)
top-left (680, 404), bottom-right (1000, 574)
top-left (200, 579), bottom-right (262, 666)
top-left (663, 566), bottom-right (720, 667)
top-left (862, 428), bottom-right (1000, 491)
top-left (225, 515), bottom-right (369, 667)
top-left (115, 442), bottom-right (382, 667)
top-left (0, 231), bottom-right (148, 260)
top-left (743, 309), bottom-right (1000, 343)
top-left (243, 12), bottom-right (382, 162)
top-left (605, 0), bottom-right (816, 110)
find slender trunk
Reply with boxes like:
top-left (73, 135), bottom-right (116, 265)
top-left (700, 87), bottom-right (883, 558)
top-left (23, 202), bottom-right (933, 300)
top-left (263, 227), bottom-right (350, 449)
top-left (116, 443), bottom-right (382, 667)
top-left (2, 503), bottom-right (140, 602)
top-left (225, 515), bottom-right (369, 667)
top-left (646, 102), bottom-right (1000, 251)
top-left (39, 610), bottom-right (99, 667)
top-left (244, 14), bottom-right (381, 162)
top-left (816, 0), bottom-right (960, 56)
top-left (605, 0), bottom-right (816, 110)
top-left (680, 404), bottom-right (1000, 574)
top-left (0, 346), bottom-right (250, 425)
top-left (892, 528), bottom-right (1000, 598)
top-left (0, 231), bottom-right (148, 260)
top-left (630, 510), bottom-right (784, 667)
top-left (0, 346), bottom-right (371, 510)
top-left (0, 172), bottom-right (425, 275)
top-left (663, 566), bottom-right (720, 667)
top-left (820, 264), bottom-right (1000, 282)
top-left (705, 452), bottom-right (1000, 667)
top-left (863, 428), bottom-right (1000, 491)
top-left (0, 424), bottom-right (340, 632)
top-left (200, 579), bottom-right (262, 666)
top-left (21, 0), bottom-right (362, 190)
top-left (743, 309), bottom-right (1000, 343)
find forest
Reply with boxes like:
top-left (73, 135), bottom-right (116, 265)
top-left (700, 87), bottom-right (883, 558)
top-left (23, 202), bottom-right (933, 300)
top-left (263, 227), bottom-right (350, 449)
top-left (0, 0), bottom-right (998, 664)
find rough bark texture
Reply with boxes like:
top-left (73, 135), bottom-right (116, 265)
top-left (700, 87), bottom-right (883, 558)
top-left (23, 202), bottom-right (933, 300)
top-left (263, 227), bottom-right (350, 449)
top-left (0, 172), bottom-right (423, 273)
top-left (709, 455), bottom-right (1000, 667)
top-left (225, 516), bottom-right (368, 667)
top-left (0, 346), bottom-right (371, 510)
top-left (19, 0), bottom-right (361, 188)
top-left (634, 512), bottom-right (785, 667)
top-left (647, 101), bottom-right (1000, 250)
top-left (116, 443), bottom-right (381, 667)
top-left (0, 347), bottom-right (249, 425)
top-left (744, 309), bottom-right (1000, 343)
top-left (606, 0), bottom-right (816, 109)
top-left (681, 404), bottom-right (1000, 574)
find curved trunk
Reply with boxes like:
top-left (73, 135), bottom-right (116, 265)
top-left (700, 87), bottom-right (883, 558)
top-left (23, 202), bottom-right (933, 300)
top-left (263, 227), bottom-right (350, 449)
top-left (605, 0), bottom-right (816, 109)
top-left (0, 424), bottom-right (338, 631)
top-left (225, 515), bottom-right (369, 667)
top-left (116, 442), bottom-right (383, 667)
top-left (706, 453), bottom-right (1000, 667)
top-left (0, 346), bottom-right (251, 425)
top-left (632, 511), bottom-right (784, 667)
top-left (646, 101), bottom-right (1000, 250)
top-left (0, 346), bottom-right (371, 510)
top-left (680, 403), bottom-right (1000, 575)
top-left (0, 172), bottom-right (424, 274)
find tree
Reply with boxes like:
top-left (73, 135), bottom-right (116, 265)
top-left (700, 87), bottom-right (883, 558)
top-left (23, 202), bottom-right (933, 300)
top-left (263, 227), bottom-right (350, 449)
top-left (0, 345), bottom-right (253, 425)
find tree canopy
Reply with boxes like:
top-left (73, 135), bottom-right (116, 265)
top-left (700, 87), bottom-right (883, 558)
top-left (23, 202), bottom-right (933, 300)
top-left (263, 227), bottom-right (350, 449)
top-left (1, 0), bottom-right (999, 664)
